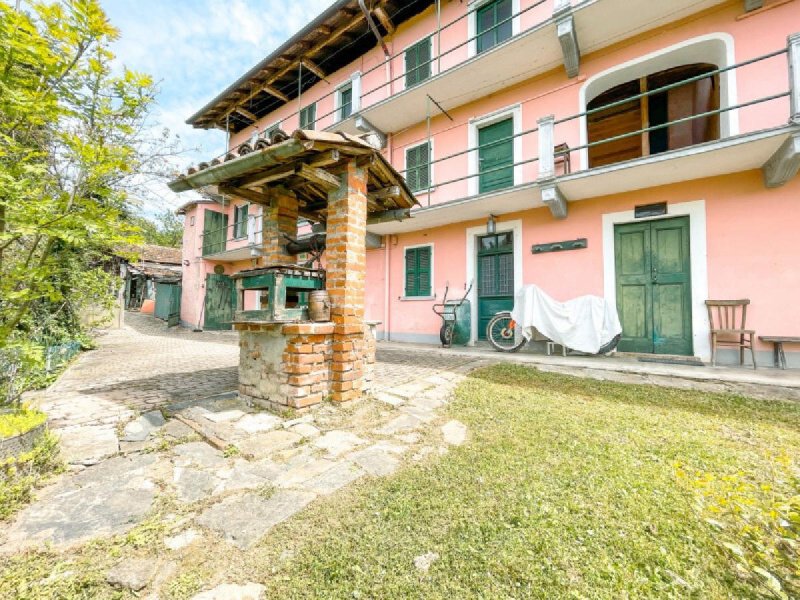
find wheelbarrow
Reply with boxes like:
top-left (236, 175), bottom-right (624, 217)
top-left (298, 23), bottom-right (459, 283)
top-left (432, 281), bottom-right (473, 348)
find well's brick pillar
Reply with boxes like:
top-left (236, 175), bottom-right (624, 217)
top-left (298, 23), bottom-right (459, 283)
top-left (326, 160), bottom-right (368, 402)
top-left (261, 186), bottom-right (298, 265)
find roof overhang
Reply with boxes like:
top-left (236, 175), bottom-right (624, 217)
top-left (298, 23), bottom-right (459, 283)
top-left (168, 129), bottom-right (418, 223)
top-left (187, 0), bottom-right (434, 132)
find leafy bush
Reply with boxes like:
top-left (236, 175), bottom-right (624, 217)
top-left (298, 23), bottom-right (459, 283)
top-left (0, 431), bottom-right (63, 521)
top-left (675, 454), bottom-right (800, 598)
top-left (0, 409), bottom-right (47, 439)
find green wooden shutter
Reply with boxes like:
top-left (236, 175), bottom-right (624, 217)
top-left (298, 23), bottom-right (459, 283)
top-left (405, 143), bottom-right (430, 192)
top-left (233, 204), bottom-right (248, 239)
top-left (478, 118), bottom-right (514, 193)
top-left (405, 37), bottom-right (431, 88)
top-left (300, 103), bottom-right (316, 129)
top-left (203, 210), bottom-right (227, 256)
top-left (405, 246), bottom-right (432, 297)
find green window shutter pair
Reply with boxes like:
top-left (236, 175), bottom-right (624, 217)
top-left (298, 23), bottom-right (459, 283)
top-left (477, 0), bottom-right (513, 54)
top-left (233, 204), bottom-right (248, 239)
top-left (405, 37), bottom-right (432, 88)
top-left (339, 85), bottom-right (353, 120)
top-left (405, 143), bottom-right (431, 192)
top-left (405, 246), bottom-right (432, 297)
top-left (300, 103), bottom-right (316, 129)
top-left (202, 210), bottom-right (228, 256)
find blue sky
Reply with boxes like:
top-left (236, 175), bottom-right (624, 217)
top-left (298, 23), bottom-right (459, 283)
top-left (103, 0), bottom-right (333, 213)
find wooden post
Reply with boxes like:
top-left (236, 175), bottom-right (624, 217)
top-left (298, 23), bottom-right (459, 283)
top-left (537, 114), bottom-right (556, 180)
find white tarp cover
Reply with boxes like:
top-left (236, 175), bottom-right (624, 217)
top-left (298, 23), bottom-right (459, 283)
top-left (510, 284), bottom-right (622, 354)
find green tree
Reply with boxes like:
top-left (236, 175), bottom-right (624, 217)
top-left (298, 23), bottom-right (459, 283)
top-left (0, 0), bottom-right (170, 400)
top-left (130, 209), bottom-right (184, 248)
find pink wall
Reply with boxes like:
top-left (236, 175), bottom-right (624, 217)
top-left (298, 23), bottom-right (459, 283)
top-left (373, 171), bottom-right (800, 355)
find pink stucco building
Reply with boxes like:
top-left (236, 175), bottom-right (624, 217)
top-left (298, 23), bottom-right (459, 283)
top-left (176, 0), bottom-right (800, 366)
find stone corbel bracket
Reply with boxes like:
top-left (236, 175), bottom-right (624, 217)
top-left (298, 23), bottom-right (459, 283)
top-left (554, 0), bottom-right (580, 79)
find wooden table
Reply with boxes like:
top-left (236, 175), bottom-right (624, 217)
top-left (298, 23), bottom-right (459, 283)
top-left (758, 336), bottom-right (800, 369)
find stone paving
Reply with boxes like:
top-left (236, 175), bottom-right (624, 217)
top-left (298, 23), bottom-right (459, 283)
top-left (4, 312), bottom-right (487, 598)
top-left (8, 312), bottom-right (797, 598)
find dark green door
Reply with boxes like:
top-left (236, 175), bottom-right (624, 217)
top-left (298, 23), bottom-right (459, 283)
top-left (615, 216), bottom-right (692, 355)
top-left (477, 231), bottom-right (515, 340)
top-left (204, 274), bottom-right (236, 331)
top-left (478, 118), bottom-right (514, 194)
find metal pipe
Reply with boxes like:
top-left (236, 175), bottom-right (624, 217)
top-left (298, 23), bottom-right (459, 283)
top-left (359, 0), bottom-right (391, 59)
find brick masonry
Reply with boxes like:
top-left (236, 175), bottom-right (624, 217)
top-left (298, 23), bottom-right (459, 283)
top-left (235, 159), bottom-right (373, 409)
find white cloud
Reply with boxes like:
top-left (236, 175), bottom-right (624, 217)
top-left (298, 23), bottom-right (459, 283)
top-left (103, 0), bottom-right (333, 214)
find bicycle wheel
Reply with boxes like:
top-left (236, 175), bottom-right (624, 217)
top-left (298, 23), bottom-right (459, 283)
top-left (486, 312), bottom-right (526, 352)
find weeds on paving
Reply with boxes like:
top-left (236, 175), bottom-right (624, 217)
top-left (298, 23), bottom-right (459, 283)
top-left (0, 432), bottom-right (63, 521)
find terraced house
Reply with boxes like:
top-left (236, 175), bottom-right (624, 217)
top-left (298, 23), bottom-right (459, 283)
top-left (172, 0), bottom-right (800, 366)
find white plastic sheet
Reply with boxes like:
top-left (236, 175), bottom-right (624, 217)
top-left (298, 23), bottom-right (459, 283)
top-left (510, 284), bottom-right (622, 354)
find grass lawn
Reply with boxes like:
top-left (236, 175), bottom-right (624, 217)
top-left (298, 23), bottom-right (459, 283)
top-left (2, 365), bottom-right (798, 598)
top-left (241, 365), bottom-right (800, 599)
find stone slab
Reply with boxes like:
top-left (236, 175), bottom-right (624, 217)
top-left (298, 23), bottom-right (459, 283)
top-left (348, 446), bottom-right (400, 477)
top-left (191, 583), bottom-right (266, 600)
top-left (237, 430), bottom-right (301, 459)
top-left (172, 442), bottom-right (227, 470)
top-left (173, 467), bottom-right (221, 503)
top-left (441, 420), bottom-right (468, 446)
top-left (289, 423), bottom-right (320, 438)
top-left (57, 425), bottom-right (119, 465)
top-left (235, 413), bottom-right (283, 434)
top-left (203, 410), bottom-right (246, 424)
top-left (304, 461), bottom-right (364, 496)
top-left (313, 431), bottom-right (367, 458)
top-left (164, 529), bottom-right (200, 551)
top-left (106, 557), bottom-right (158, 591)
top-left (374, 414), bottom-right (422, 436)
top-left (195, 490), bottom-right (316, 550)
top-left (121, 411), bottom-right (165, 442)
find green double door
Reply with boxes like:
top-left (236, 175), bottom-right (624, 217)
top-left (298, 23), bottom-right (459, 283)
top-left (204, 273), bottom-right (236, 331)
top-left (477, 232), bottom-right (515, 340)
top-left (615, 216), bottom-right (693, 355)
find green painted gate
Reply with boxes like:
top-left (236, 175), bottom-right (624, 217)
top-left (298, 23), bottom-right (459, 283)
top-left (204, 274), bottom-right (236, 331)
top-left (614, 216), bottom-right (693, 355)
top-left (154, 282), bottom-right (181, 322)
top-left (477, 232), bottom-right (515, 340)
top-left (478, 118), bottom-right (514, 194)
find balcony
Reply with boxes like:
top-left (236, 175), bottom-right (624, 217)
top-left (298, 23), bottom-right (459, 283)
top-left (367, 39), bottom-right (800, 234)
top-left (201, 215), bottom-right (265, 262)
top-left (325, 0), bottom-right (731, 137)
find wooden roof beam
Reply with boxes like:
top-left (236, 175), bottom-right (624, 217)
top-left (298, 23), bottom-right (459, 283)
top-left (215, 12), bottom-right (366, 127)
top-left (373, 7), bottom-right (395, 34)
top-left (261, 84), bottom-right (290, 103)
top-left (235, 107), bottom-right (258, 122)
top-left (295, 163), bottom-right (340, 191)
top-left (301, 58), bottom-right (327, 81)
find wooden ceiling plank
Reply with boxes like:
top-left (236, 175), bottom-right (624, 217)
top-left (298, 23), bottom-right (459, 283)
top-left (218, 185), bottom-right (272, 205)
top-left (237, 166), bottom-right (296, 188)
top-left (301, 58), bottom-right (327, 80)
top-left (216, 11), bottom-right (366, 126)
top-left (295, 163), bottom-right (341, 191)
top-left (262, 84), bottom-right (290, 103)
top-left (373, 6), bottom-right (395, 34)
top-left (235, 107), bottom-right (258, 122)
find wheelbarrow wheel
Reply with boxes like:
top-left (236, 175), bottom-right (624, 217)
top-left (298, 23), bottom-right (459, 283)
top-left (598, 333), bottom-right (621, 355)
top-left (440, 322), bottom-right (455, 348)
top-left (486, 312), bottom-right (526, 353)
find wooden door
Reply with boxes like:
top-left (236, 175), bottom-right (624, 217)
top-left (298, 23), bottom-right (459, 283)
top-left (477, 232), bottom-right (515, 340)
top-left (202, 210), bottom-right (227, 256)
top-left (204, 274), bottom-right (235, 331)
top-left (615, 216), bottom-right (692, 355)
top-left (478, 118), bottom-right (514, 193)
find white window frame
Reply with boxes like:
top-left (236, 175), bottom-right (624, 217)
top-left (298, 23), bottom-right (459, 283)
top-left (401, 243), bottom-right (435, 301)
top-left (263, 120), bottom-right (282, 139)
top-left (578, 33), bottom-right (738, 170)
top-left (232, 203), bottom-right (249, 240)
top-left (402, 34), bottom-right (437, 91)
top-left (404, 139), bottom-right (435, 193)
top-left (467, 103), bottom-right (523, 197)
top-left (335, 72), bottom-right (361, 122)
top-left (299, 102), bottom-right (317, 129)
top-left (467, 0), bottom-right (521, 59)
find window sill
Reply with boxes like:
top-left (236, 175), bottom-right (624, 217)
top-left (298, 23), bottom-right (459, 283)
top-left (400, 295), bottom-right (436, 302)
top-left (409, 186), bottom-right (437, 195)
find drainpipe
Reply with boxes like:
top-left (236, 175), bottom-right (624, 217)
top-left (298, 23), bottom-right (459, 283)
top-left (384, 235), bottom-right (391, 341)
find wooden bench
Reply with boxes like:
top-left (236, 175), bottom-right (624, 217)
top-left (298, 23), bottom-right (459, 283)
top-left (758, 336), bottom-right (800, 369)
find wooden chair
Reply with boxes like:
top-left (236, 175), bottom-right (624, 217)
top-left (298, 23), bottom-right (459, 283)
top-left (705, 299), bottom-right (756, 369)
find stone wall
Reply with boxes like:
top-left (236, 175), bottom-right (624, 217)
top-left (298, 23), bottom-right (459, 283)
top-left (236, 321), bottom-right (376, 412)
